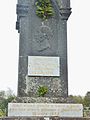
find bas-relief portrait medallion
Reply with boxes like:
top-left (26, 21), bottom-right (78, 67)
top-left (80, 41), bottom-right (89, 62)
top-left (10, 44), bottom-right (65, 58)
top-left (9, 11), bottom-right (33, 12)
top-left (33, 22), bottom-right (53, 52)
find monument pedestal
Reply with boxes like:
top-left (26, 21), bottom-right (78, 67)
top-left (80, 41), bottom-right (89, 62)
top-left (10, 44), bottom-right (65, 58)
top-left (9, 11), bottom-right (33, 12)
top-left (8, 103), bottom-right (83, 117)
top-left (8, 97), bottom-right (84, 118)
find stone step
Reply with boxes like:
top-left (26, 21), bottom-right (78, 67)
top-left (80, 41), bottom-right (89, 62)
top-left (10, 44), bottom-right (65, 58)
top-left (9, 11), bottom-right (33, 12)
top-left (13, 97), bottom-right (75, 103)
top-left (0, 117), bottom-right (90, 120)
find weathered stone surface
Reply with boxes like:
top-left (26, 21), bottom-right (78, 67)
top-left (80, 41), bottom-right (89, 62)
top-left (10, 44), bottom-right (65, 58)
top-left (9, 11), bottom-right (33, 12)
top-left (26, 77), bottom-right (67, 97)
top-left (12, 97), bottom-right (66, 103)
top-left (0, 117), bottom-right (90, 120)
top-left (16, 0), bottom-right (71, 97)
top-left (8, 103), bottom-right (83, 117)
top-left (12, 96), bottom-right (77, 103)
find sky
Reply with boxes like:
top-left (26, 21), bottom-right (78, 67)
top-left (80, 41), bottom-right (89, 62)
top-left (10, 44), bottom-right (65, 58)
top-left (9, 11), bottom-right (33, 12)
top-left (0, 0), bottom-right (90, 96)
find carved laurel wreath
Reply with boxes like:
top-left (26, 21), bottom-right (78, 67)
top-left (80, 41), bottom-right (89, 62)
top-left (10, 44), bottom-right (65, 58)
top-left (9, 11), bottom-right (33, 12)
top-left (35, 0), bottom-right (54, 20)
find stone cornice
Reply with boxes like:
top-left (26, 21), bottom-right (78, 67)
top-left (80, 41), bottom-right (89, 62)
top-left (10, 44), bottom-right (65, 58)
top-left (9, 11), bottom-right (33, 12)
top-left (16, 4), bottom-right (29, 32)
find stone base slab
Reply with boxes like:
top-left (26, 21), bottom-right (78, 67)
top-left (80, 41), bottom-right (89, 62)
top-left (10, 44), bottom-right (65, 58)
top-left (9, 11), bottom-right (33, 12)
top-left (0, 117), bottom-right (90, 120)
top-left (8, 103), bottom-right (83, 117)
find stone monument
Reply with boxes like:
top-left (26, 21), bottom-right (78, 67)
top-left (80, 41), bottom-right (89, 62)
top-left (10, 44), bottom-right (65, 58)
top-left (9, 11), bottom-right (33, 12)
top-left (0, 0), bottom-right (89, 120)
top-left (16, 0), bottom-right (71, 98)
top-left (6, 0), bottom-right (90, 119)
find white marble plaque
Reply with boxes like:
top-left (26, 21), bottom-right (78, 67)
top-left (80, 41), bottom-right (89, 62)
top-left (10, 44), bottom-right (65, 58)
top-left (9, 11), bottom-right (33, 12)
top-left (28, 56), bottom-right (60, 76)
top-left (8, 103), bottom-right (83, 117)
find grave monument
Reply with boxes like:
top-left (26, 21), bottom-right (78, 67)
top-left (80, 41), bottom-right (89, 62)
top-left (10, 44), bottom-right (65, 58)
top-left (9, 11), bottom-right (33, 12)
top-left (16, 0), bottom-right (71, 98)
top-left (6, 0), bottom-right (89, 119)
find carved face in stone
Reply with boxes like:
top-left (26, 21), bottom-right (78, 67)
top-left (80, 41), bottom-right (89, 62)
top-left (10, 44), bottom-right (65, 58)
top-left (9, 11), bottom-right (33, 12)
top-left (34, 22), bottom-right (53, 52)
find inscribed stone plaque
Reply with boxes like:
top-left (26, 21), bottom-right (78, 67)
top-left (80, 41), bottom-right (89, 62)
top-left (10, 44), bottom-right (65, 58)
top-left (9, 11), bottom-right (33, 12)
top-left (8, 103), bottom-right (83, 117)
top-left (28, 56), bottom-right (60, 76)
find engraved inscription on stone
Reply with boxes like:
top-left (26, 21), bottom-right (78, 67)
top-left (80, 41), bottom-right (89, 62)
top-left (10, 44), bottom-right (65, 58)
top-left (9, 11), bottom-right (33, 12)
top-left (28, 56), bottom-right (60, 76)
top-left (8, 103), bottom-right (83, 117)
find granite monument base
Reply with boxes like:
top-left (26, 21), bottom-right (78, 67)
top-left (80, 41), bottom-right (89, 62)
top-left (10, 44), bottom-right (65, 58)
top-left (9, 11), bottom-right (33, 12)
top-left (8, 103), bottom-right (83, 117)
top-left (8, 97), bottom-right (85, 118)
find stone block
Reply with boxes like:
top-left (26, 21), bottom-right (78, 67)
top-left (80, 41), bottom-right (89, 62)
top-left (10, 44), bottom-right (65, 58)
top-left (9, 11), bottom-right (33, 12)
top-left (0, 117), bottom-right (90, 120)
top-left (8, 103), bottom-right (83, 117)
